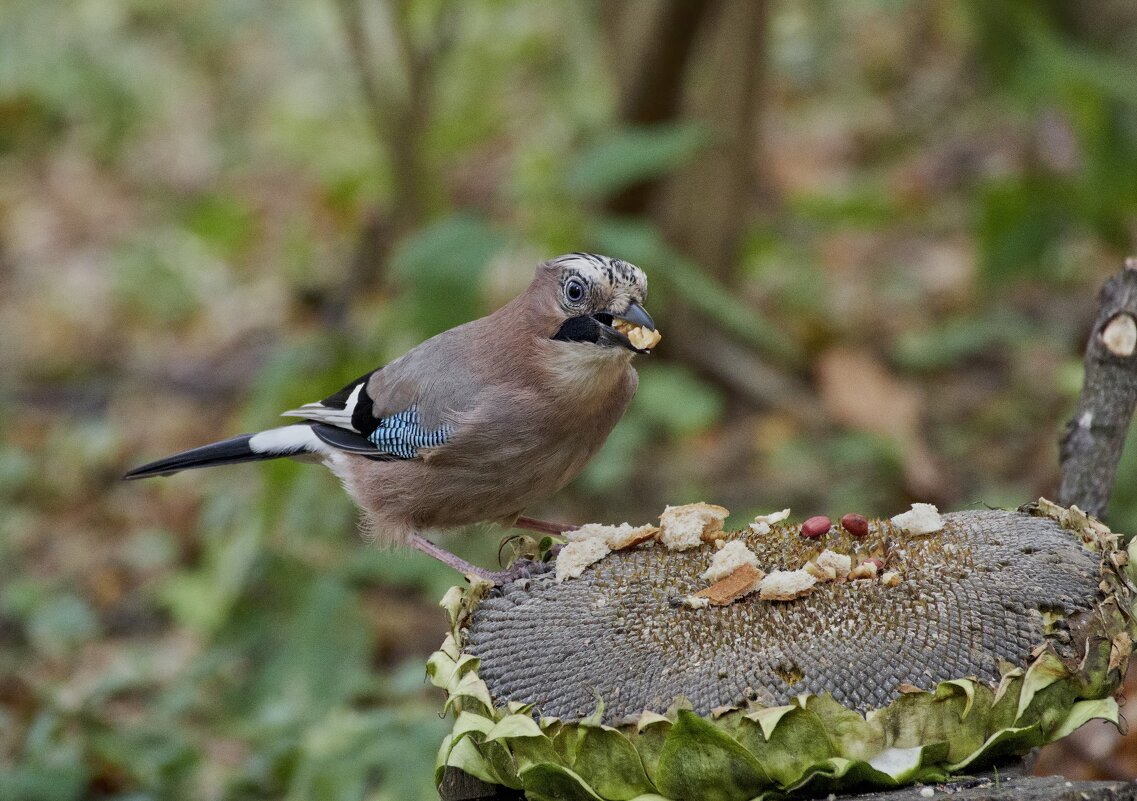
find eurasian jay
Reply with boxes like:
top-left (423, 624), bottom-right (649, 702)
top-left (125, 253), bottom-right (659, 581)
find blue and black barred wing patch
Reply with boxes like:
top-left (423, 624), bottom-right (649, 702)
top-left (366, 406), bottom-right (452, 459)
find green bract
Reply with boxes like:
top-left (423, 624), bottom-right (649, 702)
top-left (428, 502), bottom-right (1136, 801)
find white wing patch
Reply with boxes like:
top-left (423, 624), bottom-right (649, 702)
top-left (281, 383), bottom-right (364, 431)
top-left (249, 425), bottom-right (329, 455)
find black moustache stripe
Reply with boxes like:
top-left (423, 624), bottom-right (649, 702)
top-left (552, 315), bottom-right (602, 344)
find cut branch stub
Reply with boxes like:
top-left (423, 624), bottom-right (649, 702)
top-left (1101, 312), bottom-right (1137, 358)
top-left (1059, 258), bottom-right (1137, 518)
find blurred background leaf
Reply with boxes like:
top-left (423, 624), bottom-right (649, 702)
top-left (566, 123), bottom-right (712, 199)
top-left (390, 213), bottom-right (506, 337)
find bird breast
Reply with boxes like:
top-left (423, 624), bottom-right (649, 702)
top-left (539, 339), bottom-right (635, 400)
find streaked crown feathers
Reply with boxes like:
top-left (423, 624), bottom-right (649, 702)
top-left (546, 252), bottom-right (648, 309)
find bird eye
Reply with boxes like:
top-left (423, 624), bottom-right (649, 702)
top-left (564, 278), bottom-right (586, 304)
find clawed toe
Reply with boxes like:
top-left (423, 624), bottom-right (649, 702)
top-left (485, 556), bottom-right (555, 585)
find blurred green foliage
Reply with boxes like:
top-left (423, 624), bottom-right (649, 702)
top-left (566, 123), bottom-right (711, 199)
top-left (970, 1), bottom-right (1137, 282)
top-left (2, 1), bottom-right (1136, 798)
top-left (390, 215), bottom-right (506, 337)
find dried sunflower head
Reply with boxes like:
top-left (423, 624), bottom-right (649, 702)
top-left (428, 502), bottom-right (1135, 800)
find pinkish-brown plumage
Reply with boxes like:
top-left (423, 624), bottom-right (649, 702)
top-left (125, 254), bottom-right (656, 579)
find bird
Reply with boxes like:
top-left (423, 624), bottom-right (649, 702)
top-left (125, 253), bottom-right (659, 581)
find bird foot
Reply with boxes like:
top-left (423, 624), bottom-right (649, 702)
top-left (410, 534), bottom-right (556, 585)
top-left (482, 556), bottom-right (556, 585)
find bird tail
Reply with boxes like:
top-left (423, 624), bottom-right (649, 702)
top-left (123, 424), bottom-right (324, 480)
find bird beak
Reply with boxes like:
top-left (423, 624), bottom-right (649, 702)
top-left (616, 302), bottom-right (655, 332)
top-left (552, 302), bottom-right (660, 353)
top-left (607, 301), bottom-right (660, 353)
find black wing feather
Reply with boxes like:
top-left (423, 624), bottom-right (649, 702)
top-left (124, 433), bottom-right (264, 479)
top-left (309, 423), bottom-right (396, 460)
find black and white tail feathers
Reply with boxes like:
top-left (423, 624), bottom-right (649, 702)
top-left (123, 424), bottom-right (325, 480)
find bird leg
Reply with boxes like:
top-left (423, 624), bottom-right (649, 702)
top-left (410, 518), bottom-right (574, 584)
top-left (410, 534), bottom-right (554, 585)
top-left (410, 534), bottom-right (499, 582)
top-left (513, 515), bottom-right (576, 535)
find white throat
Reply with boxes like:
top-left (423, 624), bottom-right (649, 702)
top-left (543, 341), bottom-right (632, 396)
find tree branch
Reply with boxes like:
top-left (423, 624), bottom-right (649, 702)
top-left (663, 0), bottom-right (768, 282)
top-left (334, 0), bottom-right (396, 149)
top-left (333, 0), bottom-right (453, 234)
top-left (604, 0), bottom-right (718, 216)
top-left (1058, 257), bottom-right (1137, 519)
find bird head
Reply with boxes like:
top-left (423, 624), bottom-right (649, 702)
top-left (540, 253), bottom-right (658, 354)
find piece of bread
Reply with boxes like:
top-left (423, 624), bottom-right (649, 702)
top-left (757, 569), bottom-right (817, 601)
top-left (555, 538), bottom-right (611, 582)
top-left (565, 522), bottom-right (659, 550)
top-left (849, 560), bottom-right (880, 580)
top-left (659, 502), bottom-right (730, 550)
top-left (701, 540), bottom-right (761, 583)
top-left (694, 563), bottom-right (764, 606)
top-left (816, 549), bottom-right (852, 581)
top-left (890, 503), bottom-right (944, 535)
top-left (628, 326), bottom-right (662, 350)
top-left (804, 560), bottom-right (837, 582)
top-left (749, 508), bottom-right (790, 536)
top-left (614, 320), bottom-right (663, 351)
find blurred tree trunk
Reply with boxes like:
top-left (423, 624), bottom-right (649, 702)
top-left (336, 0), bottom-right (452, 236)
top-left (600, 1), bottom-right (822, 418)
top-left (662, 0), bottom-right (767, 284)
top-left (604, 0), bottom-right (767, 284)
top-left (602, 0), bottom-right (719, 216)
top-left (328, 0), bottom-right (455, 328)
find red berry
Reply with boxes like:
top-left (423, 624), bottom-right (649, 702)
top-left (801, 515), bottom-right (832, 539)
top-left (840, 513), bottom-right (869, 537)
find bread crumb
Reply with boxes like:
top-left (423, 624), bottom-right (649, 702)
top-left (749, 508), bottom-right (790, 536)
top-left (890, 502), bottom-right (944, 535)
top-left (758, 569), bottom-right (817, 601)
top-left (565, 522), bottom-right (659, 550)
top-left (701, 540), bottom-right (760, 582)
top-left (849, 560), bottom-right (879, 580)
top-left (804, 560), bottom-right (837, 582)
top-left (755, 508), bottom-right (791, 524)
top-left (679, 595), bottom-right (710, 609)
top-left (555, 538), bottom-right (611, 582)
top-left (694, 563), bottom-right (765, 606)
top-left (659, 503), bottom-right (730, 550)
top-left (816, 549), bottom-right (852, 581)
top-left (881, 570), bottom-right (901, 587)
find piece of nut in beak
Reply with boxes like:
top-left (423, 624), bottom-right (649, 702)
top-left (628, 326), bottom-right (662, 350)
